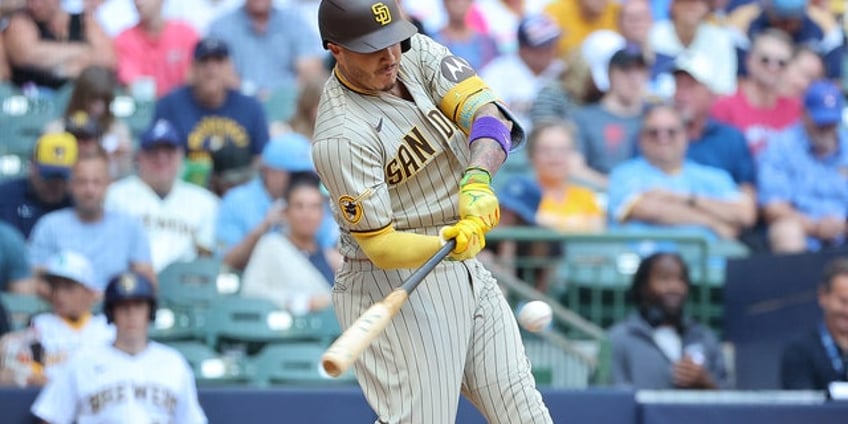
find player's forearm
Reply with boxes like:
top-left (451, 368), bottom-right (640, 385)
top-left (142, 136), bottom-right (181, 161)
top-left (468, 103), bottom-right (509, 175)
top-left (352, 227), bottom-right (442, 269)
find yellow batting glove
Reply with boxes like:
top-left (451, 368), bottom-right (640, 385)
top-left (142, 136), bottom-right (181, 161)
top-left (458, 167), bottom-right (500, 231)
top-left (439, 217), bottom-right (487, 261)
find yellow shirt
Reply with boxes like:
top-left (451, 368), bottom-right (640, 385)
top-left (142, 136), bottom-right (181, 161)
top-left (544, 0), bottom-right (621, 56)
top-left (536, 185), bottom-right (604, 232)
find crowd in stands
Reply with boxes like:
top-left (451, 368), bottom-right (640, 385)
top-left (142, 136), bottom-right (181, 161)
top-left (0, 0), bottom-right (845, 395)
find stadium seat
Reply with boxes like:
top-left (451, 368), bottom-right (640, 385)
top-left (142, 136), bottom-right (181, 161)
top-left (158, 258), bottom-right (227, 310)
top-left (167, 341), bottom-right (252, 386)
top-left (202, 296), bottom-right (294, 352)
top-left (251, 342), bottom-right (355, 387)
top-left (0, 293), bottom-right (50, 331)
top-left (282, 306), bottom-right (341, 344)
top-left (149, 301), bottom-right (199, 342)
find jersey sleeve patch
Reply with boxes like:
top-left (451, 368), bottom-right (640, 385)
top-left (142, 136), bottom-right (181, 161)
top-left (338, 195), bottom-right (364, 225)
top-left (439, 55), bottom-right (476, 83)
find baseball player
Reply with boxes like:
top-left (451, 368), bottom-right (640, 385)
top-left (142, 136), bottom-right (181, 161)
top-left (313, 1), bottom-right (552, 423)
top-left (0, 250), bottom-right (114, 387)
top-left (31, 272), bottom-right (207, 424)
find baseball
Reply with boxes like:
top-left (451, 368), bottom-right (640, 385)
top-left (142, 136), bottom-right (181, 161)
top-left (517, 301), bottom-right (553, 333)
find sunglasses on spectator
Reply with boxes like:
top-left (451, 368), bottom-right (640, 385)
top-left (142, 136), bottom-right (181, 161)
top-left (758, 55), bottom-right (788, 68)
top-left (643, 127), bottom-right (682, 139)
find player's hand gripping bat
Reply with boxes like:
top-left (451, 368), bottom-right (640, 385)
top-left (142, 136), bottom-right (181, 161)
top-left (321, 240), bottom-right (456, 377)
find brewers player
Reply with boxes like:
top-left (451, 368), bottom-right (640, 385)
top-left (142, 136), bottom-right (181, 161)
top-left (31, 272), bottom-right (207, 424)
top-left (313, 1), bottom-right (552, 423)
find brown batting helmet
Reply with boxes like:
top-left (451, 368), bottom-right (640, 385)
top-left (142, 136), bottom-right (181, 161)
top-left (318, 0), bottom-right (418, 53)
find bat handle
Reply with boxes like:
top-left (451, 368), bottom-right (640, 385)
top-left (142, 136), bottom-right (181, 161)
top-left (399, 239), bottom-right (455, 293)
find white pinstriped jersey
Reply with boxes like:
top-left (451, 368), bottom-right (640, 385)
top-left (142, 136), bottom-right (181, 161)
top-left (313, 33), bottom-right (551, 424)
top-left (30, 313), bottom-right (115, 381)
top-left (31, 342), bottom-right (207, 424)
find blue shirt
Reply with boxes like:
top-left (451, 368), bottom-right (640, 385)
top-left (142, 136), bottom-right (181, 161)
top-left (0, 177), bottom-right (72, 238)
top-left (28, 209), bottom-right (152, 290)
top-left (216, 177), bottom-right (339, 255)
top-left (153, 86), bottom-right (270, 170)
top-left (687, 119), bottom-right (756, 186)
top-left (757, 124), bottom-right (848, 249)
top-left (208, 7), bottom-right (323, 94)
top-left (607, 157), bottom-right (741, 238)
top-left (0, 221), bottom-right (30, 290)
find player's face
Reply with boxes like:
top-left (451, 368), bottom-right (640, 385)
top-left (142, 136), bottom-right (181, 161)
top-left (49, 277), bottom-right (95, 320)
top-left (821, 275), bottom-right (848, 336)
top-left (138, 144), bottom-right (182, 193)
top-left (530, 126), bottom-right (575, 184)
top-left (285, 185), bottom-right (324, 240)
top-left (331, 43), bottom-right (403, 92)
top-left (70, 157), bottom-right (110, 218)
top-left (112, 299), bottom-right (151, 338)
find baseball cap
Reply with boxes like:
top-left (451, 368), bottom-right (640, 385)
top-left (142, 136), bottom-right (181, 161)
top-left (803, 80), bottom-right (846, 126)
top-left (608, 45), bottom-right (647, 70)
top-left (261, 132), bottom-right (314, 172)
top-left (194, 37), bottom-right (230, 61)
top-left (43, 250), bottom-right (98, 291)
top-left (497, 177), bottom-right (541, 225)
top-left (581, 30), bottom-right (626, 92)
top-left (672, 51), bottom-right (717, 92)
top-left (140, 119), bottom-right (182, 150)
top-left (769, 0), bottom-right (807, 18)
top-left (35, 132), bottom-right (78, 179)
top-left (64, 111), bottom-right (102, 140)
top-left (517, 14), bottom-right (562, 48)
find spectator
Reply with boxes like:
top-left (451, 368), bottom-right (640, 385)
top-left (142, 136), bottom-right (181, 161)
top-left (29, 153), bottom-right (155, 291)
top-left (30, 272), bottom-right (207, 423)
top-left (571, 46), bottom-right (648, 190)
top-left (779, 45), bottom-right (825, 99)
top-left (609, 252), bottom-right (729, 389)
top-left (711, 29), bottom-right (801, 157)
top-left (757, 80), bottom-right (848, 253)
top-left (153, 37), bottom-right (269, 196)
top-left (0, 21), bottom-right (11, 82)
top-left (241, 172), bottom-right (339, 314)
top-left (649, 0), bottom-right (737, 97)
top-left (114, 0), bottom-right (199, 98)
top-left (282, 77), bottom-right (323, 140)
top-left (0, 132), bottom-right (76, 238)
top-left (673, 52), bottom-right (758, 204)
top-left (431, 0), bottom-right (499, 71)
top-left (0, 222), bottom-right (34, 294)
top-left (0, 250), bottom-right (114, 387)
top-left (545, 0), bottom-right (621, 57)
top-left (727, 0), bottom-right (844, 80)
top-left (607, 104), bottom-right (751, 240)
top-left (44, 66), bottom-right (134, 179)
top-left (216, 133), bottom-right (338, 271)
top-left (495, 120), bottom-right (604, 290)
top-left (208, 0), bottom-right (325, 99)
top-left (473, 0), bottom-right (527, 54)
top-left (480, 14), bottom-right (565, 131)
top-left (581, 29), bottom-right (626, 94)
top-left (618, 0), bottom-right (654, 52)
top-left (105, 119), bottom-right (218, 273)
top-left (781, 258), bottom-right (848, 390)
top-left (4, 0), bottom-right (115, 90)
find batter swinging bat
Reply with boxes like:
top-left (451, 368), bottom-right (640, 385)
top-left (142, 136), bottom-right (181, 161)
top-left (321, 240), bottom-right (457, 377)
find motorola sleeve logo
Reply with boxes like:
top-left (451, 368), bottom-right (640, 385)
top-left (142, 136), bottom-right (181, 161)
top-left (440, 56), bottom-right (476, 83)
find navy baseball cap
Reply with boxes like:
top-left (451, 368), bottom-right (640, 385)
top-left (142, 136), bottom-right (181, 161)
top-left (497, 177), bottom-right (542, 225)
top-left (194, 37), bottom-right (230, 60)
top-left (140, 119), bottom-right (182, 150)
top-left (608, 45), bottom-right (647, 70)
top-left (517, 14), bottom-right (561, 48)
top-left (804, 80), bottom-right (845, 126)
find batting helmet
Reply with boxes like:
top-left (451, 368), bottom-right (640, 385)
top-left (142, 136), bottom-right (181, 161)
top-left (103, 273), bottom-right (157, 323)
top-left (318, 0), bottom-right (417, 53)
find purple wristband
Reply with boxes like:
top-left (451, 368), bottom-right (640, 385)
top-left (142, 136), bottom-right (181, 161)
top-left (468, 116), bottom-right (511, 156)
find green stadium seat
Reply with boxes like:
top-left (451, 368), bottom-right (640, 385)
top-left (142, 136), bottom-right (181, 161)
top-left (251, 342), bottom-right (355, 387)
top-left (149, 301), bottom-right (199, 342)
top-left (167, 341), bottom-right (252, 386)
top-left (0, 293), bottom-right (50, 331)
top-left (158, 258), bottom-right (227, 310)
top-left (202, 296), bottom-right (293, 352)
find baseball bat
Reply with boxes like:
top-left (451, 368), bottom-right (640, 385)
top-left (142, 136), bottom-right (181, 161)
top-left (321, 240), bottom-right (456, 377)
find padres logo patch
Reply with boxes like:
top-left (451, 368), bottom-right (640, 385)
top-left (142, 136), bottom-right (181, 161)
top-left (339, 195), bottom-right (364, 224)
top-left (372, 3), bottom-right (391, 25)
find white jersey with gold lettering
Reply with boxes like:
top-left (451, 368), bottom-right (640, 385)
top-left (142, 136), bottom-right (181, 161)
top-left (31, 341), bottom-right (207, 424)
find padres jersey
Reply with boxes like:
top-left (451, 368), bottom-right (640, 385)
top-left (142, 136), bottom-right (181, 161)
top-left (105, 176), bottom-right (219, 272)
top-left (31, 341), bottom-right (207, 424)
top-left (30, 313), bottom-right (115, 380)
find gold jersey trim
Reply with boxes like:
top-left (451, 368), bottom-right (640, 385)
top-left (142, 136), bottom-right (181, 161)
top-left (438, 76), bottom-right (498, 135)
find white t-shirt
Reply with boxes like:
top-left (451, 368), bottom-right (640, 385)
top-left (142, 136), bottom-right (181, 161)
top-left (106, 176), bottom-right (219, 272)
top-left (479, 54), bottom-right (564, 131)
top-left (32, 342), bottom-right (207, 424)
top-left (31, 313), bottom-right (116, 381)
